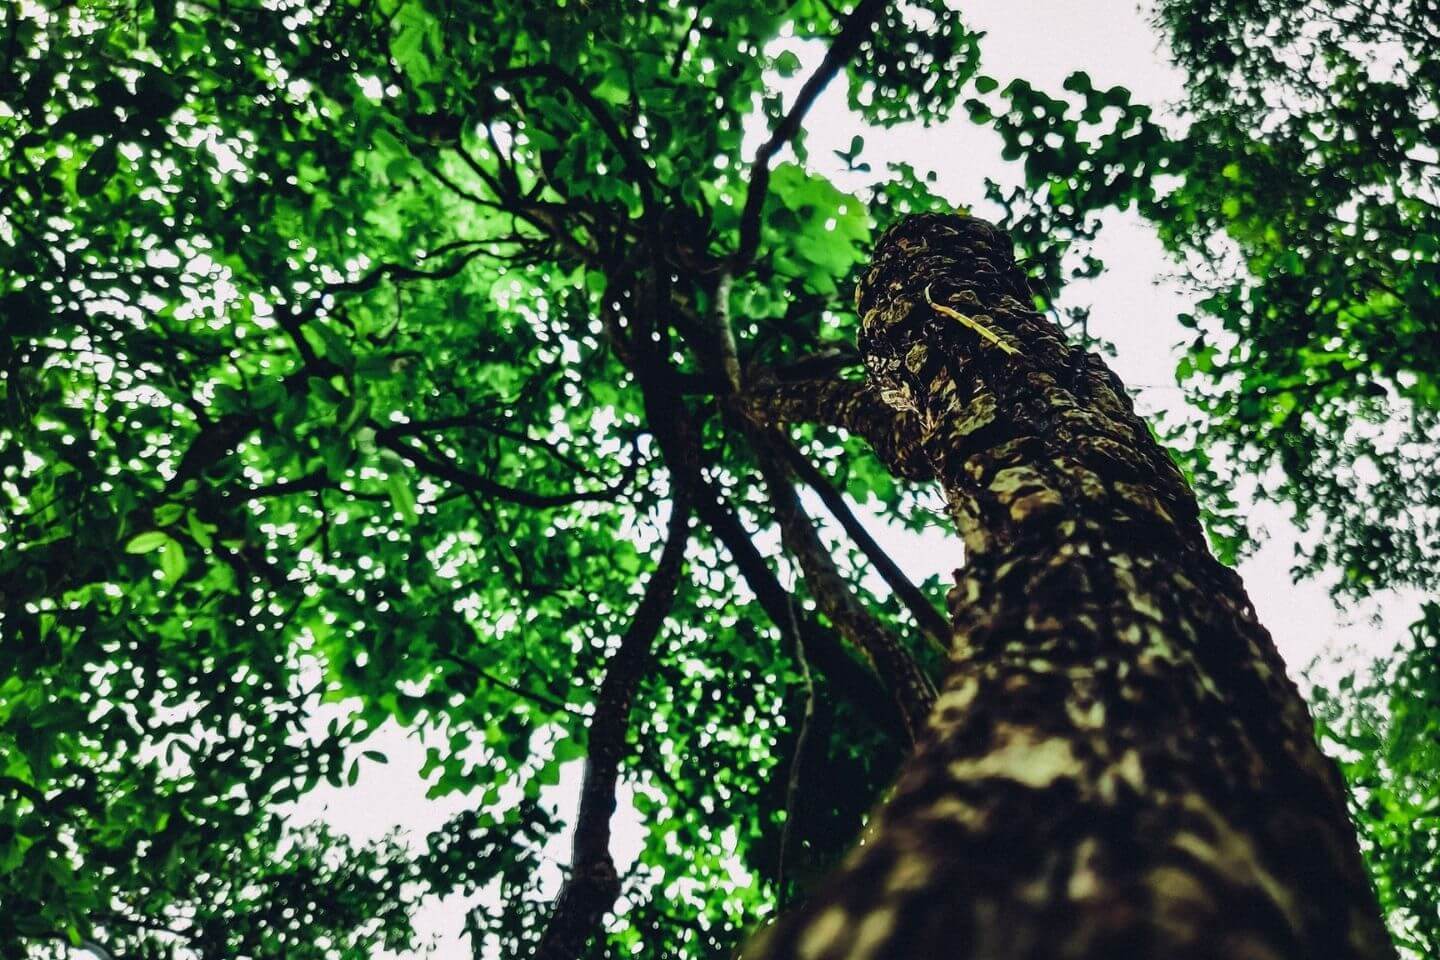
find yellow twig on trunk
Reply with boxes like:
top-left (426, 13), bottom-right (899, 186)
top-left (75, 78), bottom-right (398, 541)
top-left (924, 284), bottom-right (1021, 356)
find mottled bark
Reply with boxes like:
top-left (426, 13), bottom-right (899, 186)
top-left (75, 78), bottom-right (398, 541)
top-left (742, 376), bottom-right (932, 482)
top-left (743, 214), bottom-right (1393, 960)
top-left (533, 489), bottom-right (692, 960)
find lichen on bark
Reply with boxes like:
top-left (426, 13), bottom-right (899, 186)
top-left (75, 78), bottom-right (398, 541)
top-left (742, 213), bottom-right (1394, 960)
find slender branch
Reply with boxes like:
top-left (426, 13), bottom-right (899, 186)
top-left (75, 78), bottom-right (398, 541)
top-left (423, 153), bottom-right (504, 206)
top-left (778, 438), bottom-right (950, 653)
top-left (668, 4), bottom-right (703, 76)
top-left (374, 428), bottom-right (635, 510)
top-left (732, 0), bottom-right (889, 267)
top-left (532, 489), bottom-right (693, 960)
top-left (382, 414), bottom-right (607, 481)
top-left (712, 269), bottom-right (743, 391)
top-left (746, 424), bottom-right (936, 742)
top-left (232, 471), bottom-right (389, 503)
top-left (765, 346), bottom-right (862, 381)
top-left (429, 146), bottom-right (601, 264)
top-left (636, 380), bottom-right (907, 742)
top-left (776, 594), bottom-right (815, 907)
top-left (438, 652), bottom-right (580, 718)
top-left (692, 463), bottom-right (907, 741)
top-left (600, 270), bottom-right (905, 741)
top-left (328, 242), bottom-right (489, 295)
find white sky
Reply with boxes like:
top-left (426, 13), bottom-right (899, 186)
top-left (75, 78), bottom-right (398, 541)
top-left (276, 3), bottom-right (1419, 958)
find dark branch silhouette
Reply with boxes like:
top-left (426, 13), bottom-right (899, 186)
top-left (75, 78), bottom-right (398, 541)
top-left (533, 489), bottom-right (693, 960)
top-left (778, 436), bottom-right (951, 653)
top-left (733, 0), bottom-right (889, 267)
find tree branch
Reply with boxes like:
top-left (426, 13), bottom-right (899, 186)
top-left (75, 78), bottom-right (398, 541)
top-left (732, 0), bottom-right (889, 267)
top-left (746, 424), bottom-right (936, 742)
top-left (374, 428), bottom-right (636, 510)
top-left (636, 381), bottom-right (908, 742)
top-left (600, 272), bottom-right (906, 740)
top-left (776, 593), bottom-right (815, 907)
top-left (438, 652), bottom-right (580, 718)
top-left (381, 413), bottom-right (608, 481)
top-left (741, 376), bottom-right (932, 482)
top-left (532, 489), bottom-right (693, 960)
top-left (328, 242), bottom-right (490, 295)
top-left (232, 471), bottom-right (390, 503)
top-left (778, 437), bottom-right (950, 653)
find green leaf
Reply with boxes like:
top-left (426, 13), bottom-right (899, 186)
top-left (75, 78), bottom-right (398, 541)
top-left (125, 531), bottom-right (171, 554)
top-left (773, 50), bottom-right (802, 77)
top-left (387, 471), bottom-right (418, 524)
top-left (185, 511), bottom-right (215, 551)
top-left (160, 539), bottom-right (188, 583)
top-left (153, 502), bottom-right (185, 526)
top-left (76, 141), bottom-right (118, 196)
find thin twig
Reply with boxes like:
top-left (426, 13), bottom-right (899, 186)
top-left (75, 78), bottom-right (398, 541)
top-left (776, 593), bottom-right (815, 908)
top-left (733, 0), bottom-right (889, 268)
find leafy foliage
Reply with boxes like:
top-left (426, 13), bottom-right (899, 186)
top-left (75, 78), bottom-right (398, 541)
top-left (0, 0), bottom-right (1432, 956)
top-left (0, 0), bottom-right (966, 956)
top-left (1312, 605), bottom-right (1440, 958)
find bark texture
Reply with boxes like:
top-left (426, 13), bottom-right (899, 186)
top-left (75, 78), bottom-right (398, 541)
top-left (742, 376), bottom-right (932, 482)
top-left (743, 213), bottom-right (1394, 960)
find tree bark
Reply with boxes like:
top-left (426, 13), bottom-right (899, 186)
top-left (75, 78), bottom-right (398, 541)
top-left (741, 376), bottom-right (932, 483)
top-left (742, 214), bottom-right (1394, 960)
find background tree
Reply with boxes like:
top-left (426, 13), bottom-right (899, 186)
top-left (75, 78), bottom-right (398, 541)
top-left (0, 0), bottom-right (1428, 958)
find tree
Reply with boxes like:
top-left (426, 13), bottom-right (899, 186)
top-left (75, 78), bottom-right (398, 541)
top-left (965, 0), bottom-right (1440, 949)
top-left (0, 1), bottom-right (1417, 958)
top-left (744, 212), bottom-right (1391, 959)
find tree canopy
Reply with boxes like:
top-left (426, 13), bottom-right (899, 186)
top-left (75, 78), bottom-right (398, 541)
top-left (0, 0), bottom-right (1434, 958)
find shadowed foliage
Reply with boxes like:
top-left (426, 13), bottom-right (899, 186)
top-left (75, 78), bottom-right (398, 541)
top-left (0, 0), bottom-right (1431, 957)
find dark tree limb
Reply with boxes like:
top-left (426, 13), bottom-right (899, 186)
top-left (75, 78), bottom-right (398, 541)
top-left (633, 373), bottom-right (908, 743)
top-left (599, 269), bottom-right (906, 739)
top-left (328, 242), bottom-right (491, 295)
top-left (777, 437), bottom-right (951, 654)
top-left (745, 424), bottom-right (936, 742)
top-left (690, 464), bottom-right (909, 744)
top-left (532, 489), bottom-right (693, 960)
top-left (382, 413), bottom-right (609, 481)
top-left (232, 471), bottom-right (390, 503)
top-left (373, 428), bottom-right (635, 510)
top-left (732, 0), bottom-right (888, 268)
top-left (776, 593), bottom-right (816, 907)
top-left (438, 653), bottom-right (581, 719)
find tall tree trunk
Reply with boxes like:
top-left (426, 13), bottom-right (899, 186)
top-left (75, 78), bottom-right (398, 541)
top-left (743, 214), bottom-right (1394, 960)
